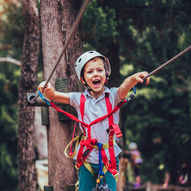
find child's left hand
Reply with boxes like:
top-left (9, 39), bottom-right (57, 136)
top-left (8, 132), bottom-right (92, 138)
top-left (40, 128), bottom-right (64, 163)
top-left (132, 71), bottom-right (150, 85)
top-left (118, 71), bottom-right (150, 100)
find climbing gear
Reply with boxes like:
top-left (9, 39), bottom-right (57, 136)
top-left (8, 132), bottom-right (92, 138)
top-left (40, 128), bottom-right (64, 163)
top-left (93, 171), bottom-right (111, 191)
top-left (74, 92), bottom-right (126, 178)
top-left (28, 45), bottom-right (191, 104)
top-left (28, 0), bottom-right (90, 104)
top-left (75, 50), bottom-right (111, 82)
top-left (143, 45), bottom-right (191, 80)
top-left (27, 44), bottom-right (191, 103)
top-left (92, 184), bottom-right (111, 191)
top-left (91, 143), bottom-right (112, 191)
top-left (38, 87), bottom-right (136, 189)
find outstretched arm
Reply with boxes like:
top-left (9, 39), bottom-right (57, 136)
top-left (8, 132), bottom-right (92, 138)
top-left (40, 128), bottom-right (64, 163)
top-left (118, 71), bottom-right (150, 100)
top-left (38, 81), bottom-right (70, 104)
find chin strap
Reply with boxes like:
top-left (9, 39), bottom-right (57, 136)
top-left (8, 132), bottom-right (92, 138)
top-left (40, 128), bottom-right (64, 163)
top-left (87, 85), bottom-right (105, 94)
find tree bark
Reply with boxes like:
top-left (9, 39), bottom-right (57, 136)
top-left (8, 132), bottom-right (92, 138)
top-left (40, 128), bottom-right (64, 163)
top-left (40, 0), bottom-right (82, 190)
top-left (18, 0), bottom-right (40, 190)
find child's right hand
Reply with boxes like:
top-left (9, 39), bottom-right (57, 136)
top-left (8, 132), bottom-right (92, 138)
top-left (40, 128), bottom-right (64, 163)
top-left (38, 81), bottom-right (55, 100)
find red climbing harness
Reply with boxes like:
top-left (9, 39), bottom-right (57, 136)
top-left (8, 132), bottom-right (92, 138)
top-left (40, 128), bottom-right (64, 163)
top-left (37, 87), bottom-right (136, 177)
top-left (75, 93), bottom-right (124, 176)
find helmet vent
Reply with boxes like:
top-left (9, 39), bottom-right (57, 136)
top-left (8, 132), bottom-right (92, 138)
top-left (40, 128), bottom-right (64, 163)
top-left (78, 58), bottom-right (81, 62)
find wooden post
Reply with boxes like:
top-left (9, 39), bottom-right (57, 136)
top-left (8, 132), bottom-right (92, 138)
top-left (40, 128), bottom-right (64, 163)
top-left (40, 0), bottom-right (83, 190)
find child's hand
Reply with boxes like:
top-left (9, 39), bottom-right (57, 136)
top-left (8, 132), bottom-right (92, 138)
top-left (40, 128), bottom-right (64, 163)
top-left (38, 81), bottom-right (55, 100)
top-left (132, 71), bottom-right (150, 85)
top-left (118, 71), bottom-right (150, 100)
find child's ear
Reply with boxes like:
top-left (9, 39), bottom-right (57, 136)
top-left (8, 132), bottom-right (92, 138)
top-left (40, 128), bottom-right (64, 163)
top-left (80, 77), bottom-right (86, 85)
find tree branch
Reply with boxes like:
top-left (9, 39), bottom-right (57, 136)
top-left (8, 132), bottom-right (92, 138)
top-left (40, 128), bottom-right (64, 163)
top-left (0, 45), bottom-right (12, 51)
top-left (0, 57), bottom-right (21, 66)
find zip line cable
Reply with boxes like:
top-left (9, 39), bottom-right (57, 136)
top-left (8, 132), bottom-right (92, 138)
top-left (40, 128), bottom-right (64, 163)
top-left (28, 45), bottom-right (191, 104)
top-left (28, 0), bottom-right (90, 104)
top-left (28, 3), bottom-right (191, 104)
top-left (143, 45), bottom-right (191, 80)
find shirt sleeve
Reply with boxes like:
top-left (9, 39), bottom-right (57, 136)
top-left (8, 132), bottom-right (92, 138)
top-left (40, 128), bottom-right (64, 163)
top-left (109, 87), bottom-right (124, 107)
top-left (69, 92), bottom-right (81, 110)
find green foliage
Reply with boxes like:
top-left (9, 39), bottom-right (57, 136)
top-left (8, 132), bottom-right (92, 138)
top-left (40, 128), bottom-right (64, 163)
top-left (81, 0), bottom-right (118, 48)
top-left (0, 2), bottom-right (24, 190)
top-left (0, 3), bottom-right (24, 58)
top-left (0, 0), bottom-right (191, 188)
top-left (0, 62), bottom-right (19, 190)
top-left (82, 0), bottom-right (191, 185)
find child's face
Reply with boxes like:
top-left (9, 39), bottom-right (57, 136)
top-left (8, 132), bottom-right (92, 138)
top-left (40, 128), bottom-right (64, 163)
top-left (81, 57), bottom-right (106, 96)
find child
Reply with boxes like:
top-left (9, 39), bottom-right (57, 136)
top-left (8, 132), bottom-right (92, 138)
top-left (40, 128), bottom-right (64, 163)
top-left (38, 50), bottom-right (150, 191)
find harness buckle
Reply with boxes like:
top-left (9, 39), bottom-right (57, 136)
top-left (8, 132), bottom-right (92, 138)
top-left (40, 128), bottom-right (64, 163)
top-left (128, 93), bottom-right (135, 101)
top-left (110, 124), bottom-right (122, 138)
top-left (82, 148), bottom-right (91, 158)
top-left (75, 163), bottom-right (81, 170)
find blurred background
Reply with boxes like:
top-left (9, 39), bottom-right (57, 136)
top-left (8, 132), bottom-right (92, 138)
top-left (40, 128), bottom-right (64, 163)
top-left (0, 0), bottom-right (191, 190)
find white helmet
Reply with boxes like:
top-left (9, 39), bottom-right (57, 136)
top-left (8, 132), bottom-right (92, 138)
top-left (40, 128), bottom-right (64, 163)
top-left (75, 50), bottom-right (111, 81)
top-left (129, 142), bottom-right (137, 150)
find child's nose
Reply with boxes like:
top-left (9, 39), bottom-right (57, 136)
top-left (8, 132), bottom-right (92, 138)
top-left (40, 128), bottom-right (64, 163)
top-left (93, 70), bottom-right (99, 76)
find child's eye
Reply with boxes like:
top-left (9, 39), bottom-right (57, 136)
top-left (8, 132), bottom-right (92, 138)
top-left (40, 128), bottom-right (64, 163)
top-left (87, 70), bottom-right (93, 74)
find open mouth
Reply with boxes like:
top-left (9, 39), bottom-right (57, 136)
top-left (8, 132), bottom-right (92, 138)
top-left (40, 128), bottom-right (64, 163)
top-left (92, 79), bottom-right (101, 85)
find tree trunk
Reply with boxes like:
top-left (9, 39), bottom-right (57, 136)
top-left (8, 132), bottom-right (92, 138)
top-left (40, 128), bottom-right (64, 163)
top-left (18, 0), bottom-right (40, 191)
top-left (34, 107), bottom-right (48, 159)
top-left (40, 0), bottom-right (82, 190)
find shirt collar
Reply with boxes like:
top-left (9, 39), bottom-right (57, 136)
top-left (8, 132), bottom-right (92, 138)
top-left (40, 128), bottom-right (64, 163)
top-left (84, 87), bottom-right (111, 100)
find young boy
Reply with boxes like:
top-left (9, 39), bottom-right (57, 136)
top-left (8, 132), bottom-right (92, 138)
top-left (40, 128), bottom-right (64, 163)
top-left (38, 50), bottom-right (150, 191)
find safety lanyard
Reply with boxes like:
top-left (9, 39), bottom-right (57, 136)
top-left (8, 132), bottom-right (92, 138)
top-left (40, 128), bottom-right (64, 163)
top-left (37, 87), bottom-right (136, 129)
top-left (97, 143), bottom-right (104, 177)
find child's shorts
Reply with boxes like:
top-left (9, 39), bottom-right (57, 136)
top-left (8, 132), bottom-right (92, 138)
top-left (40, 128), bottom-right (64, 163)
top-left (78, 157), bottom-right (119, 191)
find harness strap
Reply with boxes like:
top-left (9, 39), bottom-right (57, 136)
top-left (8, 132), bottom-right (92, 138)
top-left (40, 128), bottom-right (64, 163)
top-left (76, 139), bottom-right (98, 169)
top-left (80, 94), bottom-right (92, 139)
top-left (74, 139), bottom-right (116, 170)
top-left (100, 148), bottom-right (119, 176)
top-left (83, 161), bottom-right (108, 176)
top-left (76, 93), bottom-right (121, 176)
top-left (51, 101), bottom-right (88, 127)
top-left (38, 87), bottom-right (136, 128)
top-left (64, 135), bottom-right (81, 158)
top-left (69, 122), bottom-right (78, 156)
top-left (80, 94), bottom-right (86, 136)
top-left (89, 99), bottom-right (127, 126)
top-left (64, 134), bottom-right (116, 161)
top-left (105, 93), bottom-right (116, 170)
top-left (77, 94), bottom-right (91, 167)
top-left (98, 143), bottom-right (105, 176)
top-left (38, 90), bottom-right (127, 129)
top-left (38, 90), bottom-right (88, 127)
top-left (110, 124), bottom-right (122, 138)
top-left (38, 88), bottom-right (137, 177)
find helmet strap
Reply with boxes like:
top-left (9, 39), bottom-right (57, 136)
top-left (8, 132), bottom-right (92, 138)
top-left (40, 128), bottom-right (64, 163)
top-left (81, 71), bottom-right (108, 94)
top-left (105, 71), bottom-right (110, 84)
top-left (82, 78), bottom-right (105, 94)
